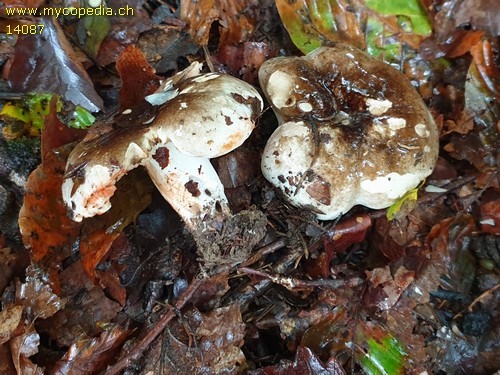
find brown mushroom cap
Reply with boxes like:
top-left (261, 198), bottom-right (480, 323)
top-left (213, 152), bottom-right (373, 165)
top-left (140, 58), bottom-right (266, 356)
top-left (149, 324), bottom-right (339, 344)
top-left (260, 44), bottom-right (439, 220)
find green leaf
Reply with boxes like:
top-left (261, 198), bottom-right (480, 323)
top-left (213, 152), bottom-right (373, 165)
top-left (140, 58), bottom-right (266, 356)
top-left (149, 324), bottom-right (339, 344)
top-left (1, 93), bottom-right (60, 137)
top-left (68, 105), bottom-right (96, 129)
top-left (364, 0), bottom-right (432, 36)
top-left (275, 0), bottom-right (365, 54)
top-left (364, 0), bottom-right (432, 62)
top-left (1, 93), bottom-right (95, 139)
top-left (81, 15), bottom-right (111, 58)
top-left (386, 183), bottom-right (422, 221)
top-left (359, 335), bottom-right (408, 375)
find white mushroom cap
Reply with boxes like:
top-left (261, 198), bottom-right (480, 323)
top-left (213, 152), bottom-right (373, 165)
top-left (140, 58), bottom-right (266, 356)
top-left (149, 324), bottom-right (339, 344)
top-left (259, 44), bottom-right (439, 220)
top-left (63, 65), bottom-right (263, 225)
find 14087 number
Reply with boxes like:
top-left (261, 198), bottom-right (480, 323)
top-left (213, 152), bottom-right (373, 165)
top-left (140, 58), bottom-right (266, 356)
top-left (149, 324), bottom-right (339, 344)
top-left (6, 24), bottom-right (44, 35)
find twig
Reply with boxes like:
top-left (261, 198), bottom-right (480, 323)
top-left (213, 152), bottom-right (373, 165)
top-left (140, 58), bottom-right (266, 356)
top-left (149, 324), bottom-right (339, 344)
top-left (106, 277), bottom-right (204, 375)
top-left (453, 282), bottom-right (500, 320)
top-left (238, 266), bottom-right (363, 290)
top-left (240, 238), bottom-right (288, 267)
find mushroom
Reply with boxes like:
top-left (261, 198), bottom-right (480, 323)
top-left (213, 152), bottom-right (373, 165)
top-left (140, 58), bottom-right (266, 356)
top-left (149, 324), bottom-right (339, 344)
top-left (259, 44), bottom-right (439, 220)
top-left (62, 63), bottom-right (263, 231)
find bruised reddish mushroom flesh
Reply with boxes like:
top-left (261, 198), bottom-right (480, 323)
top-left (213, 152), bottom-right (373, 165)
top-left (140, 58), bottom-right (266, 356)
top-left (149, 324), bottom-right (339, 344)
top-left (62, 63), bottom-right (263, 230)
top-left (259, 44), bottom-right (439, 220)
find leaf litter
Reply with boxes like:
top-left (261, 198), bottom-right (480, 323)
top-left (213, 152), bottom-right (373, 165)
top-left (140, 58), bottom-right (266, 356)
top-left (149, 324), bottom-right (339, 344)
top-left (0, 0), bottom-right (499, 374)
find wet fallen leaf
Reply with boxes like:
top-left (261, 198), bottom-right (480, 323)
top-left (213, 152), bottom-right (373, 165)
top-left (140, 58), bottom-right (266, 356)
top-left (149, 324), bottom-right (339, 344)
top-left (15, 264), bottom-right (65, 320)
top-left (365, 265), bottom-right (415, 310)
top-left (18, 143), bottom-right (81, 262)
top-left (427, 215), bottom-right (477, 295)
top-left (364, 0), bottom-right (432, 61)
top-left (93, 0), bottom-right (153, 67)
top-left (115, 45), bottom-right (161, 111)
top-left (36, 261), bottom-right (122, 348)
top-left (180, 0), bottom-right (258, 46)
top-left (355, 322), bottom-right (410, 375)
top-left (0, 247), bottom-right (17, 296)
top-left (8, 16), bottom-right (103, 113)
top-left (253, 345), bottom-right (346, 375)
top-left (0, 342), bottom-right (16, 373)
top-left (137, 26), bottom-right (199, 75)
top-left (215, 42), bottom-right (275, 84)
top-left (50, 324), bottom-right (132, 375)
top-left (9, 326), bottom-right (43, 375)
top-left (480, 197), bottom-right (500, 235)
top-left (275, 0), bottom-right (365, 54)
top-left (79, 14), bottom-right (111, 59)
top-left (144, 305), bottom-right (246, 374)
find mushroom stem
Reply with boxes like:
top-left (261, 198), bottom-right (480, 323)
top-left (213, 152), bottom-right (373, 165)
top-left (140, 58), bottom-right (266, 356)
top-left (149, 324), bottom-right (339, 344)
top-left (145, 142), bottom-right (230, 231)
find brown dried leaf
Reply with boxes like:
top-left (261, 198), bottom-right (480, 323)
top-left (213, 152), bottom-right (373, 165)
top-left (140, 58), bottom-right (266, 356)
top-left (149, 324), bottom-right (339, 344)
top-left (365, 265), bottom-right (415, 310)
top-left (480, 197), bottom-right (500, 234)
top-left (147, 305), bottom-right (246, 374)
top-left (15, 265), bottom-right (65, 321)
top-left (8, 16), bottom-right (103, 112)
top-left (9, 326), bottom-right (43, 375)
top-left (180, 0), bottom-right (258, 46)
top-left (427, 215), bottom-right (477, 295)
top-left (0, 305), bottom-right (23, 345)
top-left (0, 342), bottom-right (16, 374)
top-left (254, 346), bottom-right (345, 375)
top-left (36, 262), bottom-right (122, 347)
top-left (0, 247), bottom-right (17, 296)
top-left (115, 45), bottom-right (161, 111)
top-left (215, 42), bottom-right (275, 84)
top-left (50, 325), bottom-right (132, 375)
top-left (18, 144), bottom-right (81, 263)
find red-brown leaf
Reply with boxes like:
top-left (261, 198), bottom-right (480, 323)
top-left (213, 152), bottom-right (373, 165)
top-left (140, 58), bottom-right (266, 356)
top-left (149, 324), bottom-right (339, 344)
top-left (50, 325), bottom-right (132, 375)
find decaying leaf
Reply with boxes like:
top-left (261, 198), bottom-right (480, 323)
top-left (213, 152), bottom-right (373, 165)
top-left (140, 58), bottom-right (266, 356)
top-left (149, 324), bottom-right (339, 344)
top-left (1, 94), bottom-right (94, 140)
top-left (366, 265), bottom-right (415, 310)
top-left (364, 0), bottom-right (432, 61)
top-left (9, 326), bottom-right (44, 375)
top-left (50, 324), bottom-right (132, 375)
top-left (144, 305), bottom-right (246, 374)
top-left (0, 305), bottom-right (23, 345)
top-left (253, 346), bottom-right (346, 374)
top-left (36, 261), bottom-right (122, 348)
top-left (18, 142), bottom-right (81, 262)
top-left (115, 45), bottom-right (161, 111)
top-left (80, 14), bottom-right (111, 59)
top-left (427, 215), bottom-right (477, 295)
top-left (386, 183), bottom-right (421, 221)
top-left (275, 0), bottom-right (365, 54)
top-left (180, 0), bottom-right (258, 46)
top-left (15, 264), bottom-right (65, 320)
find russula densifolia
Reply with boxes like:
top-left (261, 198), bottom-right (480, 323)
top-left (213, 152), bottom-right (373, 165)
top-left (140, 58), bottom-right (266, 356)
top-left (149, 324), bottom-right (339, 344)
top-left (62, 63), bottom-right (263, 230)
top-left (259, 44), bottom-right (439, 220)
